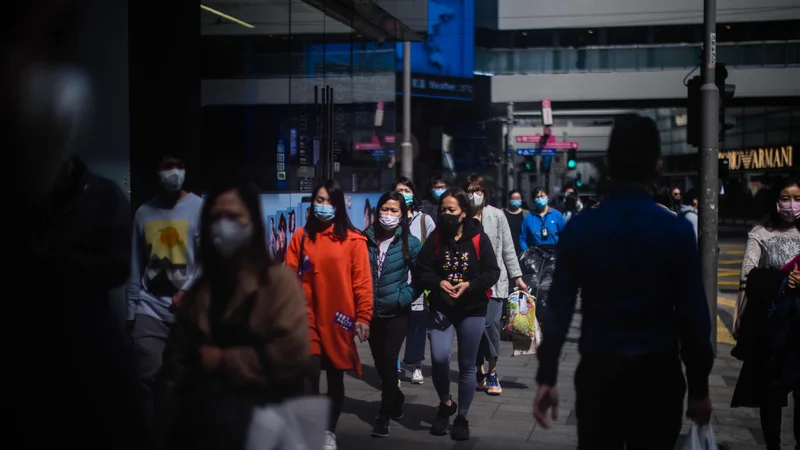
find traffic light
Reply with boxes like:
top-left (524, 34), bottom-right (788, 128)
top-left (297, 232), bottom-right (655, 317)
top-left (522, 157), bottom-right (535, 172)
top-left (716, 63), bottom-right (736, 141)
top-left (567, 149), bottom-right (577, 169)
top-left (719, 157), bottom-right (730, 179)
top-left (686, 63), bottom-right (736, 146)
top-left (575, 173), bottom-right (583, 187)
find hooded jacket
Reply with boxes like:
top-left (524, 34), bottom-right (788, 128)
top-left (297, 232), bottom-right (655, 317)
top-left (417, 218), bottom-right (501, 317)
top-left (364, 226), bottom-right (422, 318)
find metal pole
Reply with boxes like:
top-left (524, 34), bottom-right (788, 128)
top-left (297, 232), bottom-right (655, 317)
top-left (699, 0), bottom-right (719, 353)
top-left (401, 41), bottom-right (413, 181)
top-left (505, 102), bottom-right (515, 202)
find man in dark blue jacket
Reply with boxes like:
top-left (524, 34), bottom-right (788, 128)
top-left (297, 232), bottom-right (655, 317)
top-left (532, 114), bottom-right (714, 449)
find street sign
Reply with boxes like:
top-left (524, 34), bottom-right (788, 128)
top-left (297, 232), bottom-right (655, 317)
top-left (515, 134), bottom-right (578, 149)
top-left (516, 148), bottom-right (558, 156)
top-left (541, 99), bottom-right (553, 127)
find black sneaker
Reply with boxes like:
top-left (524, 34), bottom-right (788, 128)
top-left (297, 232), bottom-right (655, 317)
top-left (372, 412), bottom-right (390, 438)
top-left (450, 414), bottom-right (469, 441)
top-left (430, 399), bottom-right (457, 436)
top-left (391, 389), bottom-right (405, 420)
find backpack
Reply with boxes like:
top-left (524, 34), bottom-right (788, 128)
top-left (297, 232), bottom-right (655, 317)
top-left (433, 232), bottom-right (493, 298)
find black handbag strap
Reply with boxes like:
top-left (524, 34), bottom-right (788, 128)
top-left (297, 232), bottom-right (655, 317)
top-left (296, 229), bottom-right (307, 280)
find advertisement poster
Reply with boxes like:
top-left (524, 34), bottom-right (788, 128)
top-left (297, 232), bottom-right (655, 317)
top-left (260, 192), bottom-right (383, 263)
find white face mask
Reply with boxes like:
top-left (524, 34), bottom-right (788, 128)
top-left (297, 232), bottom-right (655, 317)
top-left (469, 193), bottom-right (484, 207)
top-left (159, 169), bottom-right (185, 192)
top-left (211, 218), bottom-right (253, 258)
top-left (379, 214), bottom-right (401, 231)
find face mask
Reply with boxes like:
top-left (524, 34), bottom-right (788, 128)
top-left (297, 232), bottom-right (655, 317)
top-left (432, 188), bottom-right (445, 199)
top-left (314, 204), bottom-right (336, 221)
top-left (379, 214), bottom-right (401, 231)
top-left (211, 218), bottom-right (253, 258)
top-left (469, 193), bottom-right (484, 207)
top-left (777, 201), bottom-right (800, 222)
top-left (159, 169), bottom-right (185, 192)
top-left (534, 197), bottom-right (549, 210)
top-left (401, 193), bottom-right (414, 207)
top-left (438, 214), bottom-right (462, 235)
top-left (510, 199), bottom-right (522, 209)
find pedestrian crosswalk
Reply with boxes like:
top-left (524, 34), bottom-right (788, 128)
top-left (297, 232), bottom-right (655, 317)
top-left (716, 246), bottom-right (744, 344)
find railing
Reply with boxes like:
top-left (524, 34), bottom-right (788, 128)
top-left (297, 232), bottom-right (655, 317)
top-left (475, 40), bottom-right (800, 75)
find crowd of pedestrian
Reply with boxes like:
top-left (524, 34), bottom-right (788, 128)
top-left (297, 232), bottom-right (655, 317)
top-left (18, 107), bottom-right (798, 450)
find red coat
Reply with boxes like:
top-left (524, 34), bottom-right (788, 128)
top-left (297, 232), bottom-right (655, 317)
top-left (285, 226), bottom-right (373, 375)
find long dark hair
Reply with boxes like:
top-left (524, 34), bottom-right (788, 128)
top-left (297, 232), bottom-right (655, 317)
top-left (197, 179), bottom-right (273, 287)
top-left (439, 188), bottom-right (473, 221)
top-left (761, 178), bottom-right (800, 232)
top-left (306, 179), bottom-right (357, 242)
top-left (391, 176), bottom-right (422, 211)
top-left (373, 191), bottom-right (411, 265)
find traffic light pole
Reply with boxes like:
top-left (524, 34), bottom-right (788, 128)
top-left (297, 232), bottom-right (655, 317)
top-left (505, 102), bottom-right (515, 202)
top-left (401, 42), bottom-right (413, 182)
top-left (700, 0), bottom-right (720, 354)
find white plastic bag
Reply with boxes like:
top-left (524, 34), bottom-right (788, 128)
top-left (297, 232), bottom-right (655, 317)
top-left (245, 396), bottom-right (331, 450)
top-left (683, 424), bottom-right (717, 450)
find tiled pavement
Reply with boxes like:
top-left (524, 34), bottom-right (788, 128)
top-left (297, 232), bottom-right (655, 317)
top-left (327, 308), bottom-right (796, 450)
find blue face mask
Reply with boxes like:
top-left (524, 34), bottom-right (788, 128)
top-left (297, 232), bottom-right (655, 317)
top-left (432, 188), bottom-right (446, 199)
top-left (510, 199), bottom-right (522, 209)
top-left (401, 192), bottom-right (414, 207)
top-left (534, 197), bottom-right (549, 209)
top-left (314, 204), bottom-right (336, 221)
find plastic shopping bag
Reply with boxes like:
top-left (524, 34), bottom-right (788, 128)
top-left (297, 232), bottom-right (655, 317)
top-left (683, 424), bottom-right (717, 450)
top-left (245, 396), bottom-right (331, 450)
top-left (506, 290), bottom-right (537, 338)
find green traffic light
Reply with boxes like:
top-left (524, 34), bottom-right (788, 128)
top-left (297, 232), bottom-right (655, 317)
top-left (524, 162), bottom-right (533, 170)
top-left (567, 160), bottom-right (577, 169)
top-left (576, 179), bottom-right (583, 187)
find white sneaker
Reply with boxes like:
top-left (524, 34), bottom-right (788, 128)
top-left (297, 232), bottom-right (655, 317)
top-left (397, 378), bottom-right (402, 387)
top-left (411, 367), bottom-right (424, 384)
top-left (323, 431), bottom-right (337, 450)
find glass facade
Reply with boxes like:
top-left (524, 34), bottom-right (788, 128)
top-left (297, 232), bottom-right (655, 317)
top-left (475, 40), bottom-right (799, 74)
top-left (200, 1), bottom-right (415, 194)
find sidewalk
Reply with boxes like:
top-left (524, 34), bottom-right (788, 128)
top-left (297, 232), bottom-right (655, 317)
top-left (329, 309), bottom-right (796, 450)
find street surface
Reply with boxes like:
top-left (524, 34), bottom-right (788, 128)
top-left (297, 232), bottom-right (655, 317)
top-left (327, 236), bottom-right (796, 450)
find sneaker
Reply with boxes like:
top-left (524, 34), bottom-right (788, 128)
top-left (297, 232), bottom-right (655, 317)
top-left (397, 378), bottom-right (402, 388)
top-left (430, 399), bottom-right (457, 436)
top-left (450, 414), bottom-right (470, 441)
top-left (391, 389), bottom-right (405, 420)
top-left (323, 431), bottom-right (337, 450)
top-left (411, 367), bottom-right (424, 384)
top-left (475, 372), bottom-right (487, 391)
top-left (372, 412), bottom-right (390, 437)
top-left (486, 371), bottom-right (502, 395)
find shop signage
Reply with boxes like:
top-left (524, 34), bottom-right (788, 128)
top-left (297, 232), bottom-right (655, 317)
top-left (718, 145), bottom-right (794, 171)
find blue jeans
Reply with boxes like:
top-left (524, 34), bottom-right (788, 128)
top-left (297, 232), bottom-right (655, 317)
top-left (427, 311), bottom-right (485, 417)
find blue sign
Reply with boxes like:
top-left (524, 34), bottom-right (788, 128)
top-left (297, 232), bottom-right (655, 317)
top-left (517, 148), bottom-right (557, 156)
top-left (396, 0), bottom-right (475, 78)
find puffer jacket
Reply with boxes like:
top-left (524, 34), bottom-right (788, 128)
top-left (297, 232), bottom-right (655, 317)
top-left (364, 226), bottom-right (422, 318)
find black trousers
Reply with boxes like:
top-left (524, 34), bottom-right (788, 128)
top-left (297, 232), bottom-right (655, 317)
top-left (307, 354), bottom-right (345, 432)
top-left (575, 352), bottom-right (686, 450)
top-left (760, 384), bottom-right (799, 449)
top-left (368, 314), bottom-right (409, 414)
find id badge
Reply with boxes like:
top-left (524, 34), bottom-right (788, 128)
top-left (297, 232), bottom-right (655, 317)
top-left (541, 227), bottom-right (549, 238)
top-left (334, 312), bottom-right (355, 332)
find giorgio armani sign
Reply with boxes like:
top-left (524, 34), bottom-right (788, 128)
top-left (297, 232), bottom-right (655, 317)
top-left (718, 145), bottom-right (795, 171)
